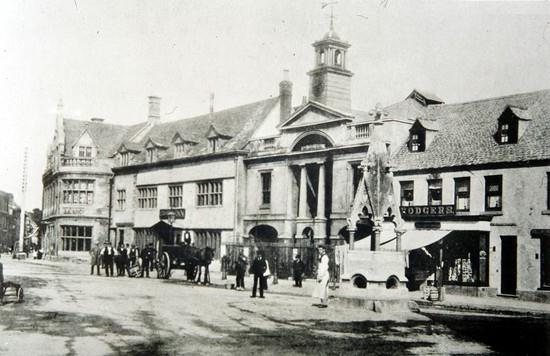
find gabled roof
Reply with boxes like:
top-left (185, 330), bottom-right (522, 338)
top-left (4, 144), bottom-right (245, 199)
top-left (393, 89), bottom-right (550, 172)
top-left (506, 105), bottom-right (533, 121)
top-left (64, 119), bottom-right (145, 158)
top-left (144, 138), bottom-right (168, 149)
top-left (408, 89), bottom-right (444, 105)
top-left (414, 118), bottom-right (439, 132)
top-left (171, 132), bottom-right (198, 144)
top-left (280, 100), bottom-right (353, 130)
top-left (116, 142), bottom-right (142, 154)
top-left (129, 97), bottom-right (278, 162)
top-left (205, 124), bottom-right (233, 139)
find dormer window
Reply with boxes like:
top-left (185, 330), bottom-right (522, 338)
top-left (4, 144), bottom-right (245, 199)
top-left (209, 138), bottom-right (218, 153)
top-left (175, 142), bottom-right (185, 157)
top-left (498, 120), bottom-right (518, 144)
top-left (409, 131), bottom-right (425, 152)
top-left (78, 146), bottom-right (92, 158)
top-left (120, 152), bottom-right (129, 166)
top-left (146, 148), bottom-right (156, 163)
top-left (496, 106), bottom-right (531, 145)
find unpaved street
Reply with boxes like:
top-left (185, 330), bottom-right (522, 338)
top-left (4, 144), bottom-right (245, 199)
top-left (0, 258), bottom-right (494, 355)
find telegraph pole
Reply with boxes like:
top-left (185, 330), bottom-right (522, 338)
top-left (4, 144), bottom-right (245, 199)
top-left (18, 147), bottom-right (28, 254)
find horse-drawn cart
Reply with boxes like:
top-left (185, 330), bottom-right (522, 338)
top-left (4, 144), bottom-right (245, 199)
top-left (156, 243), bottom-right (215, 283)
top-left (0, 262), bottom-right (24, 305)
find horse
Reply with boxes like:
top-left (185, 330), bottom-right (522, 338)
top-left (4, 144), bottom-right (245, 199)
top-left (193, 247), bottom-right (215, 285)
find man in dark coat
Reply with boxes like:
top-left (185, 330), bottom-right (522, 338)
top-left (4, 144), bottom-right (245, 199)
top-left (140, 243), bottom-right (156, 278)
top-left (129, 244), bottom-right (139, 267)
top-left (101, 242), bottom-right (115, 277)
top-left (293, 254), bottom-right (305, 287)
top-left (250, 251), bottom-right (267, 298)
top-left (89, 242), bottom-right (101, 275)
top-left (235, 249), bottom-right (248, 291)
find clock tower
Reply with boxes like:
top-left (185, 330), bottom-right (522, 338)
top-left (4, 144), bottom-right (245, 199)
top-left (307, 20), bottom-right (353, 113)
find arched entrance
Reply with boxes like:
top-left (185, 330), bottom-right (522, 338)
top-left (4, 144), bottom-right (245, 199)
top-left (249, 225), bottom-right (278, 243)
top-left (291, 132), bottom-right (334, 153)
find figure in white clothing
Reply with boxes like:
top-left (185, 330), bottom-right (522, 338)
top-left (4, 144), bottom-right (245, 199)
top-left (312, 245), bottom-right (330, 308)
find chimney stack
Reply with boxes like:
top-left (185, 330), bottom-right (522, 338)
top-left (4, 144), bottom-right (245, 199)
top-left (279, 69), bottom-right (293, 124)
top-left (209, 92), bottom-right (215, 114)
top-left (148, 96), bottom-right (161, 124)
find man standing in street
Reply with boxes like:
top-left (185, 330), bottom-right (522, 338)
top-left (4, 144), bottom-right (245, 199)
top-left (293, 254), bottom-right (305, 287)
top-left (129, 244), bottom-right (139, 268)
top-left (89, 242), bottom-right (101, 276)
top-left (140, 243), bottom-right (156, 278)
top-left (101, 242), bottom-right (115, 277)
top-left (250, 251), bottom-right (267, 298)
top-left (312, 245), bottom-right (330, 308)
top-left (235, 249), bottom-right (248, 291)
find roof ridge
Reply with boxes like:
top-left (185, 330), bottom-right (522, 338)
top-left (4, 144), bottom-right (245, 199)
top-left (436, 88), bottom-right (550, 108)
top-left (159, 96), bottom-right (279, 127)
top-left (63, 117), bottom-right (132, 129)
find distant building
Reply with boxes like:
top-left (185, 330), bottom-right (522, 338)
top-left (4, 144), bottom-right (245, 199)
top-left (0, 190), bottom-right (20, 252)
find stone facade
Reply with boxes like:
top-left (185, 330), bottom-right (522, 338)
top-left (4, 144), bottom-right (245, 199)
top-left (0, 191), bottom-right (20, 252)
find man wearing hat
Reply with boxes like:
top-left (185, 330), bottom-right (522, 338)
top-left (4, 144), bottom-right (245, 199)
top-left (140, 242), bottom-right (156, 278)
top-left (292, 254), bottom-right (305, 288)
top-left (101, 241), bottom-right (115, 277)
top-left (250, 250), bottom-right (267, 298)
top-left (312, 245), bottom-right (330, 308)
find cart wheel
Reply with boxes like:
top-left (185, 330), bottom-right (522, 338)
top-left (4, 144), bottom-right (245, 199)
top-left (157, 252), bottom-right (171, 279)
top-left (16, 287), bottom-right (24, 303)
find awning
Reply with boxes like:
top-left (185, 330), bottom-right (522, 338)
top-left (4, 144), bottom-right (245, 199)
top-left (400, 229), bottom-right (450, 250)
top-left (150, 220), bottom-right (187, 230)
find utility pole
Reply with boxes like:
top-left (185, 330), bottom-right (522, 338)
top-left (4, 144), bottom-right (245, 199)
top-left (18, 147), bottom-right (28, 254)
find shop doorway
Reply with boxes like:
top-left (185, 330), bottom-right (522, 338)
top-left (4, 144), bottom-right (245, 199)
top-left (500, 236), bottom-right (517, 295)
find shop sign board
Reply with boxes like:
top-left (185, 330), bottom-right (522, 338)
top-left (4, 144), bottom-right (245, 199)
top-left (159, 209), bottom-right (186, 220)
top-left (400, 205), bottom-right (455, 219)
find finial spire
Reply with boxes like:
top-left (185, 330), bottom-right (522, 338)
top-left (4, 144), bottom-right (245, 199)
top-left (330, 5), bottom-right (335, 31)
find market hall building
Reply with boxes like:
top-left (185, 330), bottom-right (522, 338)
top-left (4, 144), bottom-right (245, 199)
top-left (392, 89), bottom-right (550, 302)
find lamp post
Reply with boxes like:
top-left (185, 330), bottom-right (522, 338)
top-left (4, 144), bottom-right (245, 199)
top-left (167, 211), bottom-right (176, 245)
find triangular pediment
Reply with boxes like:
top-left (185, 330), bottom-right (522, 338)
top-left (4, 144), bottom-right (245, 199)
top-left (144, 138), bottom-right (168, 150)
top-left (172, 132), bottom-right (198, 144)
top-left (280, 101), bottom-right (353, 131)
top-left (71, 129), bottom-right (96, 149)
top-left (206, 124), bottom-right (232, 140)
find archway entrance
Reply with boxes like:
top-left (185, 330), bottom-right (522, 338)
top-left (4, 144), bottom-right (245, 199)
top-left (249, 225), bottom-right (278, 243)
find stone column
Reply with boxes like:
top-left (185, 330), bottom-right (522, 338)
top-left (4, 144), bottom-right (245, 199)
top-left (395, 228), bottom-right (405, 251)
top-left (317, 163), bottom-right (325, 219)
top-left (285, 165), bottom-right (295, 239)
top-left (298, 165), bottom-right (308, 218)
top-left (348, 227), bottom-right (356, 250)
top-left (372, 218), bottom-right (381, 251)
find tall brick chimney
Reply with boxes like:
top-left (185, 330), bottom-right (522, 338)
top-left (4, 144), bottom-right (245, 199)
top-left (279, 69), bottom-right (293, 124)
top-left (148, 96), bottom-right (161, 124)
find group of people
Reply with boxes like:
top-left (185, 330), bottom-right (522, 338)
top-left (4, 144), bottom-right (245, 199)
top-left (89, 241), bottom-right (157, 278)
top-left (232, 245), bottom-right (330, 307)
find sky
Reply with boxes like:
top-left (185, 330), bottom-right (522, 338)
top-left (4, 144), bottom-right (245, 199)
top-left (1, 0), bottom-right (550, 210)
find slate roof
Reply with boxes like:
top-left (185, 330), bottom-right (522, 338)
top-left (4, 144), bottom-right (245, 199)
top-left (63, 119), bottom-right (145, 158)
top-left (121, 97), bottom-right (279, 162)
top-left (393, 89), bottom-right (550, 172)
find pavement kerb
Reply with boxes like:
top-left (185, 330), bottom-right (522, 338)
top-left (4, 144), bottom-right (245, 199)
top-left (414, 298), bottom-right (550, 317)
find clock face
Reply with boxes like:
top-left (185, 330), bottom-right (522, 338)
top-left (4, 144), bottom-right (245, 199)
top-left (312, 76), bottom-right (325, 98)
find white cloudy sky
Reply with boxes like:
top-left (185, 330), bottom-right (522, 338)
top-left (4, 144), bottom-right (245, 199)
top-left (1, 0), bottom-right (550, 209)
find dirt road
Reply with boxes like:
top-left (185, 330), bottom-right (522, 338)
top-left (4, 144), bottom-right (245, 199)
top-left (0, 257), bottom-right (493, 355)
